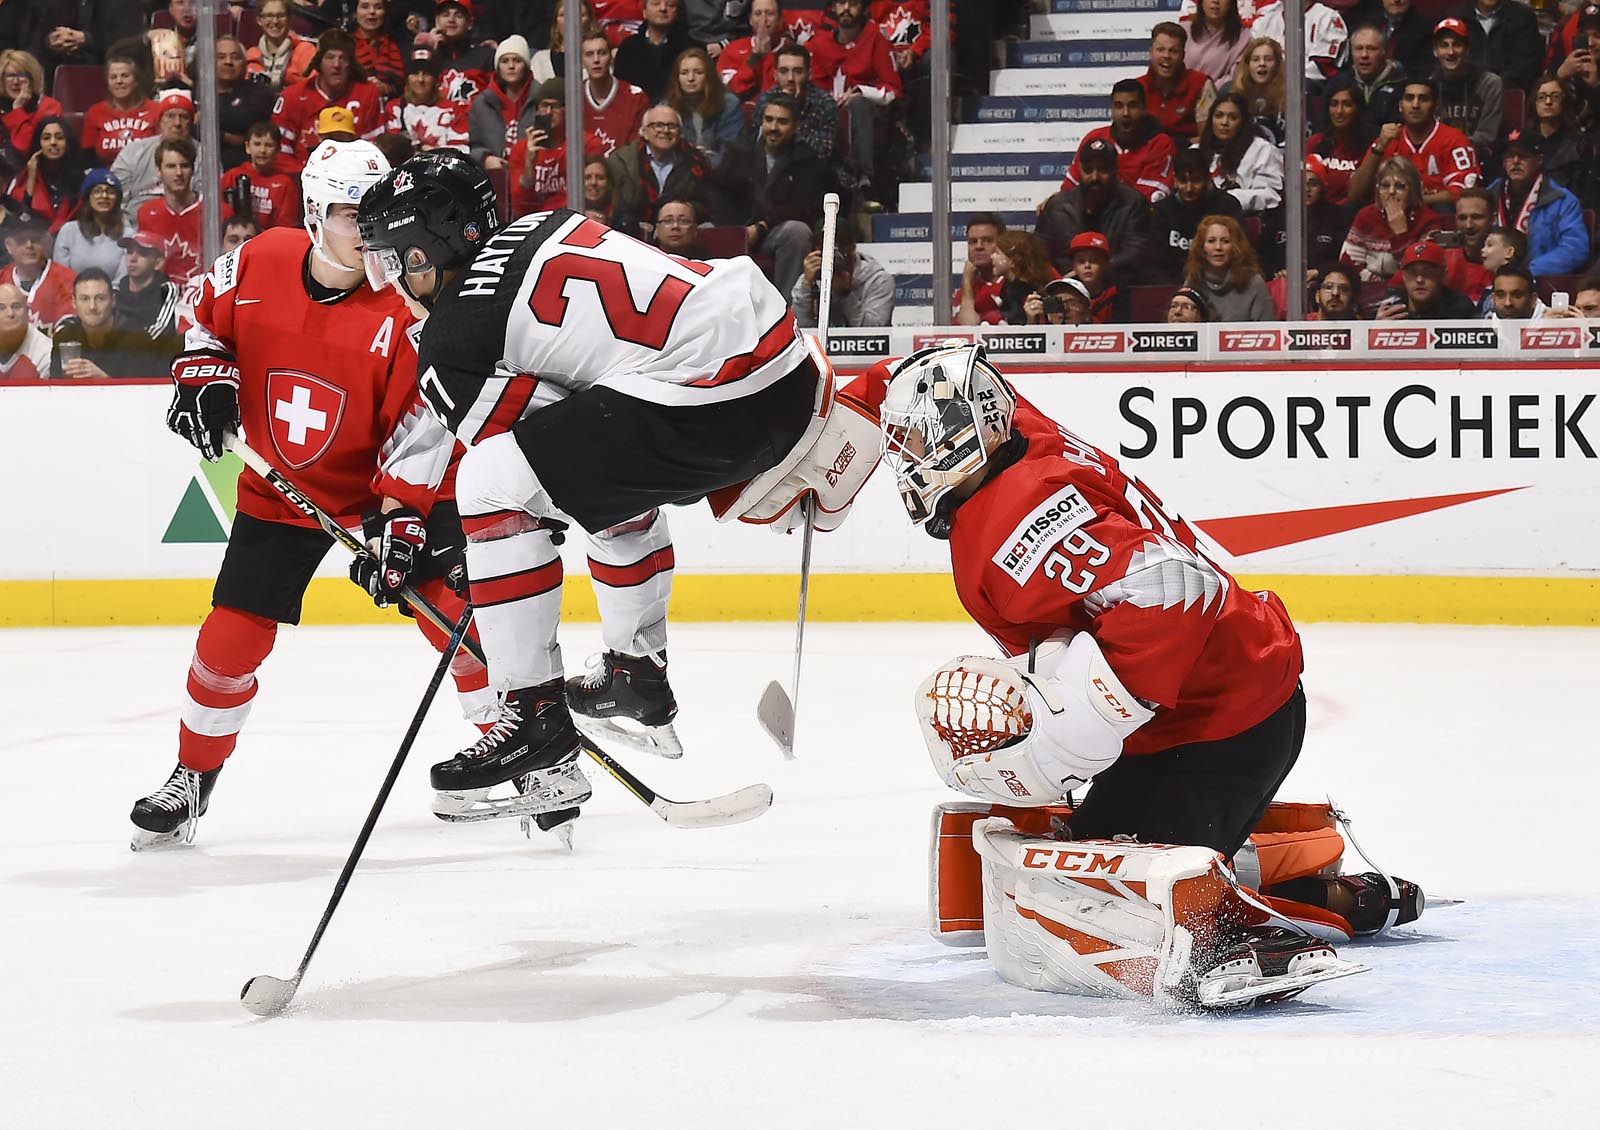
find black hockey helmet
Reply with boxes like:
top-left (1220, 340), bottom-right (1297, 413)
top-left (356, 149), bottom-right (499, 302)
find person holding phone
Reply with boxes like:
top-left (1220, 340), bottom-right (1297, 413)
top-left (506, 79), bottom-right (608, 217)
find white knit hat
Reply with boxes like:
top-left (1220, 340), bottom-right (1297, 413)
top-left (495, 34), bottom-right (532, 65)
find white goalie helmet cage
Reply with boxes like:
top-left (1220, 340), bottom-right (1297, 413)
top-left (301, 139), bottom-right (391, 265)
top-left (879, 343), bottom-right (1017, 526)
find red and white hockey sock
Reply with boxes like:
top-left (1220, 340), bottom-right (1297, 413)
top-left (178, 605), bottom-right (278, 772)
top-left (463, 509), bottom-right (564, 693)
top-left (587, 509), bottom-right (673, 658)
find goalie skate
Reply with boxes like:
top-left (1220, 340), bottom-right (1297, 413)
top-left (129, 763), bottom-right (221, 851)
top-left (1194, 926), bottom-right (1368, 1010)
top-left (566, 651), bottom-right (683, 760)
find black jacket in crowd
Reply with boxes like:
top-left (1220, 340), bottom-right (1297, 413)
top-left (1149, 185), bottom-right (1243, 282)
top-left (1035, 181), bottom-right (1156, 282)
top-left (711, 137), bottom-right (830, 230)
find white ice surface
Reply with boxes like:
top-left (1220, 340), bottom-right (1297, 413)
top-left (2, 621), bottom-right (1597, 1127)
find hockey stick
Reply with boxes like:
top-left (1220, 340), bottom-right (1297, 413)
top-left (225, 435), bottom-right (773, 829)
top-left (757, 190), bottom-right (840, 758)
top-left (240, 604), bottom-right (475, 1017)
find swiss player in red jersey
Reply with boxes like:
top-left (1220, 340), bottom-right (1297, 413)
top-left (851, 344), bottom-right (1303, 858)
top-left (128, 140), bottom-right (490, 850)
top-left (272, 29), bottom-right (384, 169)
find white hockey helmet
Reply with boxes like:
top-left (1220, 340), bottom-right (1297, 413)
top-left (879, 343), bottom-right (1016, 527)
top-left (301, 138), bottom-right (390, 266)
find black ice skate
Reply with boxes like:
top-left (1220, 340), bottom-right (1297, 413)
top-left (1271, 872), bottom-right (1427, 937)
top-left (129, 763), bottom-right (222, 851)
top-left (1192, 925), bottom-right (1368, 1010)
top-left (565, 650), bottom-right (682, 759)
top-left (430, 682), bottom-right (592, 825)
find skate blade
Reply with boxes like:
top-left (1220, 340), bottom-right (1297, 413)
top-left (573, 714), bottom-right (683, 760)
top-left (129, 824), bottom-right (196, 852)
top-left (1197, 955), bottom-right (1369, 1009)
top-left (433, 777), bottom-right (593, 824)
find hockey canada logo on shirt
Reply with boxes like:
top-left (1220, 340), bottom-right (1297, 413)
top-left (266, 370), bottom-right (348, 470)
top-left (993, 484), bottom-right (1095, 585)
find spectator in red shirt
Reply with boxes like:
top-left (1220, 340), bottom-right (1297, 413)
top-left (353, 0), bottom-right (406, 102)
top-left (389, 50), bottom-right (469, 152)
top-left (1359, 76), bottom-right (1480, 209)
top-left (0, 211), bottom-right (76, 331)
top-left (81, 52), bottom-right (159, 167)
top-left (955, 211), bottom-right (1006, 325)
top-left (1137, 22), bottom-right (1215, 141)
top-left (809, 0), bottom-right (900, 206)
top-left (1066, 230), bottom-right (1128, 323)
top-left (0, 281), bottom-right (51, 379)
top-left (1308, 78), bottom-right (1373, 205)
top-left (577, 31), bottom-right (651, 157)
top-left (220, 122), bottom-right (303, 231)
top-left (507, 78), bottom-right (606, 215)
top-left (430, 0), bottom-right (499, 104)
top-left (1340, 156), bottom-right (1441, 281)
top-left (470, 34), bottom-right (539, 167)
top-left (6, 117), bottom-right (91, 232)
top-left (1061, 79), bottom-right (1178, 202)
top-left (1, 50), bottom-right (64, 164)
top-left (718, 0), bottom-right (787, 101)
top-left (272, 29), bottom-right (384, 168)
top-left (135, 137), bottom-right (202, 285)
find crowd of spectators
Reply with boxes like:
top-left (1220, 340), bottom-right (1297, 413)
top-left (3, 0), bottom-right (945, 377)
top-left (961, 3), bottom-right (1600, 327)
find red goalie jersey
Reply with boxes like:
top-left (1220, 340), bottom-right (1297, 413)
top-left (186, 226), bottom-right (434, 528)
top-left (847, 367), bottom-right (1303, 755)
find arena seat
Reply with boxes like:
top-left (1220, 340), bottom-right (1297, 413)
top-left (237, 10), bottom-right (260, 46)
top-left (695, 226), bottom-right (749, 259)
top-left (50, 65), bottom-right (104, 115)
top-left (1500, 90), bottom-right (1523, 138)
top-left (1128, 285), bottom-right (1174, 323)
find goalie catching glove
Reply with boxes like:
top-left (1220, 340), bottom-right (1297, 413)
top-left (166, 351), bottom-right (241, 462)
top-left (916, 631), bottom-right (1154, 806)
top-left (350, 507), bottom-right (428, 608)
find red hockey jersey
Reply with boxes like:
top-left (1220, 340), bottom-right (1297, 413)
top-left (80, 99), bottom-right (158, 165)
top-left (1378, 121), bottom-right (1480, 201)
top-left (272, 78), bottom-right (384, 166)
top-left (717, 36), bottom-right (779, 101)
top-left (845, 367), bottom-right (1303, 754)
top-left (220, 163), bottom-right (303, 230)
top-left (1060, 124), bottom-right (1177, 201)
top-left (386, 99), bottom-right (468, 152)
top-left (137, 196), bottom-right (203, 283)
top-left (808, 25), bottom-right (902, 100)
top-left (185, 227), bottom-right (431, 526)
top-left (506, 132), bottom-right (606, 216)
top-left (1137, 68), bottom-right (1211, 140)
top-left (582, 78), bottom-right (651, 156)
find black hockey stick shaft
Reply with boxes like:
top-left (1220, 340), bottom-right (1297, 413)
top-left (242, 604), bottom-right (474, 1014)
top-left (224, 435), bottom-right (759, 822)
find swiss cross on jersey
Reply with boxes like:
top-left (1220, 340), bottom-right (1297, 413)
top-left (266, 369), bottom-right (348, 469)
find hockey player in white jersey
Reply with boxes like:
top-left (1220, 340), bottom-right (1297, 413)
top-left (355, 150), bottom-right (878, 826)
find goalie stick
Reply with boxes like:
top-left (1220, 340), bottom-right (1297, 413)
top-left (223, 435), bottom-right (773, 830)
top-left (241, 604), bottom-right (475, 1017)
top-left (757, 190), bottom-right (840, 758)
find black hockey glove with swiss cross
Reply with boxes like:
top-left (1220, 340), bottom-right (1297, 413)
top-left (350, 507), bottom-right (428, 608)
top-left (167, 351), bottom-right (242, 461)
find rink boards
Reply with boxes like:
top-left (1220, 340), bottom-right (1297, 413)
top-left (3, 354), bottom-right (1597, 627)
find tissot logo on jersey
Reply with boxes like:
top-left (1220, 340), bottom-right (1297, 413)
top-left (266, 370), bottom-right (348, 469)
top-left (993, 484), bottom-right (1095, 584)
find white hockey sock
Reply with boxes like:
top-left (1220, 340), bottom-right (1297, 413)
top-left (587, 509), bottom-right (673, 658)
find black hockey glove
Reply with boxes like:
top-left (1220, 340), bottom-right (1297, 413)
top-left (167, 352), bottom-right (242, 461)
top-left (350, 507), bottom-right (428, 608)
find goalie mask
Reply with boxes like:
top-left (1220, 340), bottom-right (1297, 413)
top-left (356, 149), bottom-right (500, 306)
top-left (301, 139), bottom-right (391, 271)
top-left (879, 344), bottom-right (1016, 528)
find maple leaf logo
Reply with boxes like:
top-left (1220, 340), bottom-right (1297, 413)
top-left (882, 7), bottom-right (921, 46)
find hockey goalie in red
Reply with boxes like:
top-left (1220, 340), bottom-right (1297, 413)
top-left (127, 140), bottom-right (491, 851)
top-left (849, 344), bottom-right (1431, 1008)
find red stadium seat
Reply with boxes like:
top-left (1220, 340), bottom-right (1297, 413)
top-left (237, 9), bottom-right (260, 46)
top-left (1128, 285), bottom-right (1175, 323)
top-left (1500, 89), bottom-right (1524, 138)
top-left (51, 65), bottom-right (104, 115)
top-left (695, 226), bottom-right (749, 259)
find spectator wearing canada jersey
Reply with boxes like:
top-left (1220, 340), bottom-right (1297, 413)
top-left (955, 211), bottom-right (1006, 325)
top-left (1368, 76), bottom-right (1479, 208)
top-left (220, 123), bottom-right (303, 231)
top-left (353, 0), bottom-right (406, 102)
top-left (873, 0), bottom-right (941, 145)
top-left (719, 0), bottom-right (788, 101)
top-left (593, 0), bottom-right (646, 49)
top-left (80, 52), bottom-right (158, 167)
top-left (576, 32), bottom-right (651, 157)
top-left (1486, 131), bottom-right (1591, 278)
top-left (273, 30), bottom-right (384, 169)
top-left (390, 51), bottom-right (469, 152)
top-left (136, 136), bottom-right (202, 285)
top-left (754, 44), bottom-right (838, 164)
top-left (1138, 23), bottom-right (1216, 141)
top-left (607, 105), bottom-right (712, 233)
top-left (1, 50), bottom-right (63, 161)
top-left (1037, 137), bottom-right (1157, 280)
top-left (617, 0), bottom-right (696, 99)
top-left (1, 212), bottom-right (75, 330)
top-left (808, 0), bottom-right (901, 204)
top-left (470, 36), bottom-right (540, 167)
top-left (5, 117), bottom-right (90, 233)
top-left (507, 78), bottom-right (607, 215)
top-left (1249, 0), bottom-right (1348, 84)
top-left (1061, 81), bottom-right (1177, 202)
top-left (0, 282), bottom-right (52, 380)
top-left (112, 89), bottom-right (195, 225)
top-left (431, 0), bottom-right (498, 104)
top-left (1340, 156), bottom-right (1441, 281)
top-left (1446, 0), bottom-right (1545, 95)
top-left (1308, 78), bottom-right (1374, 205)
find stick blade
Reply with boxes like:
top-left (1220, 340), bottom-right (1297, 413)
top-left (757, 681), bottom-right (796, 759)
top-left (240, 974), bottom-right (299, 1017)
top-left (658, 783), bottom-right (774, 829)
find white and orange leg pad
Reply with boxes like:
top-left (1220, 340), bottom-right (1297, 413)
top-left (706, 336), bottom-right (881, 533)
top-left (971, 818), bottom-right (1367, 1008)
